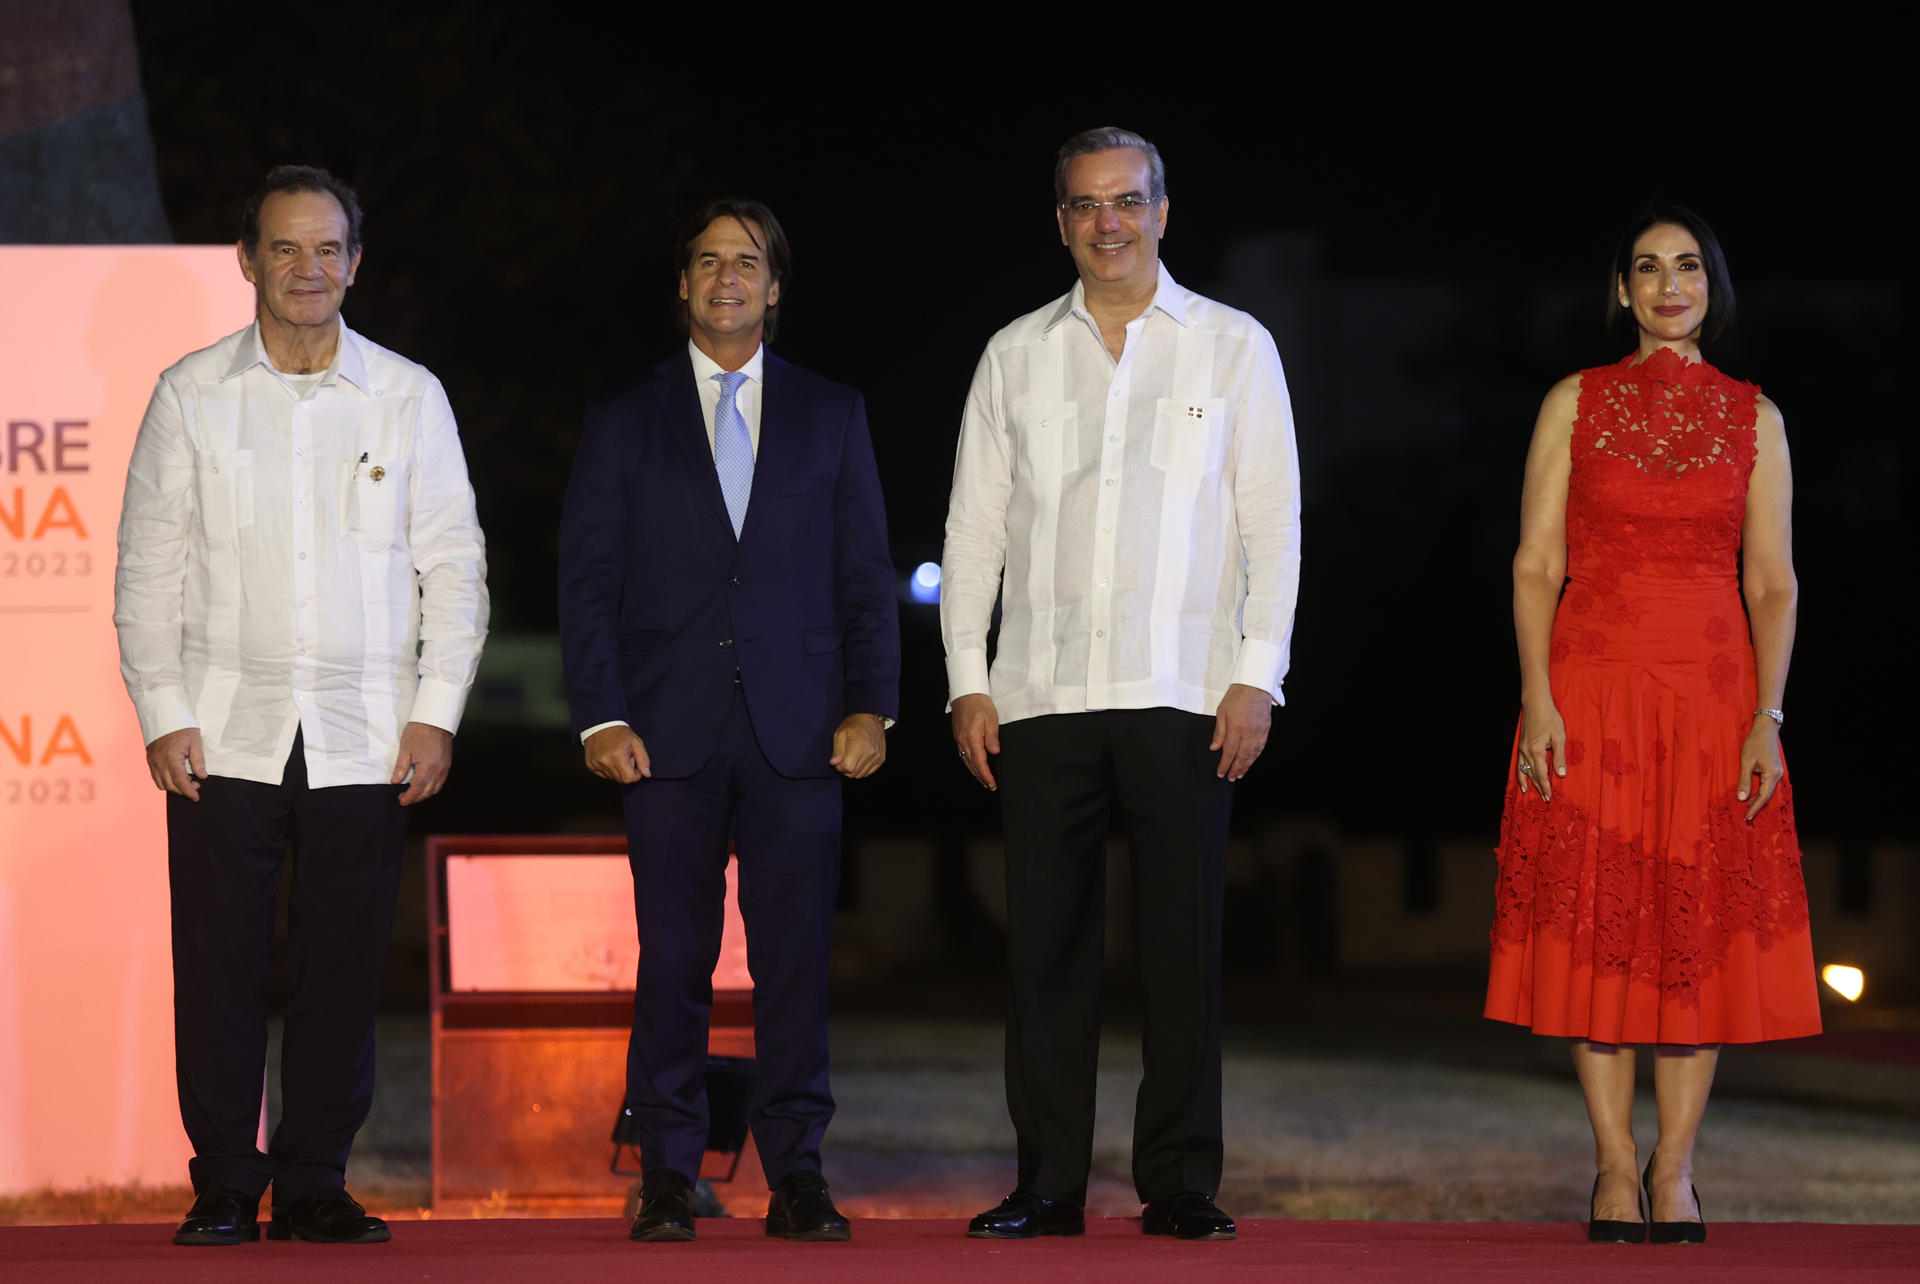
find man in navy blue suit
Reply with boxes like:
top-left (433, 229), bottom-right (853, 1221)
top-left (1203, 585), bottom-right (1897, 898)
top-left (558, 199), bottom-right (898, 1243)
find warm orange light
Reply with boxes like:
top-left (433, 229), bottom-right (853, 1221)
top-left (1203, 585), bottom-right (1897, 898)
top-left (2, 247), bottom-right (257, 1194)
top-left (1821, 964), bottom-right (1865, 1002)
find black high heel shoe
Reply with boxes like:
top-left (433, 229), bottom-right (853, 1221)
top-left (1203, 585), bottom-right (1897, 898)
top-left (1643, 1159), bottom-right (1707, 1245)
top-left (1587, 1174), bottom-right (1647, 1243)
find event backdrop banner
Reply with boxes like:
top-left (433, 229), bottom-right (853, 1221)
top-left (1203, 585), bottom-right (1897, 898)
top-left (1, 247), bottom-right (255, 1192)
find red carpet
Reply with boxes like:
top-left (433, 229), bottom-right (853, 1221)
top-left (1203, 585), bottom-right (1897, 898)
top-left (5, 1218), bottom-right (1917, 1282)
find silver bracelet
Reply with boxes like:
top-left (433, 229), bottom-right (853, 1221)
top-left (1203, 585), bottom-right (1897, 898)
top-left (1755, 708), bottom-right (1785, 726)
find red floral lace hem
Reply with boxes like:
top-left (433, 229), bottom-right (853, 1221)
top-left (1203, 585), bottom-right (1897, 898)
top-left (1490, 778), bottom-right (1810, 1009)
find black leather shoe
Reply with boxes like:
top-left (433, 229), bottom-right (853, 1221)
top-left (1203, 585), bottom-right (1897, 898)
top-left (266, 1188), bottom-right (389, 1243)
top-left (173, 1189), bottom-right (260, 1246)
top-left (1644, 1160), bottom-right (1706, 1245)
top-left (1587, 1173), bottom-right (1647, 1243)
top-left (765, 1171), bottom-right (851, 1241)
top-left (630, 1169), bottom-right (697, 1242)
top-left (1142, 1191), bottom-right (1236, 1240)
top-left (967, 1190), bottom-right (1085, 1239)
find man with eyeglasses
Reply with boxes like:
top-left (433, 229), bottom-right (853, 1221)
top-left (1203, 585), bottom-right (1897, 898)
top-left (941, 126), bottom-right (1302, 1242)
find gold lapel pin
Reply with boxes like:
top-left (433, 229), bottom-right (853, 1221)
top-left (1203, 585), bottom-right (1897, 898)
top-left (368, 465), bottom-right (386, 483)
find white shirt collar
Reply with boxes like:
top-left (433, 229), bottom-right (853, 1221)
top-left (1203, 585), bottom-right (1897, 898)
top-left (1046, 261), bottom-right (1191, 333)
top-left (687, 339), bottom-right (766, 387)
top-left (222, 318), bottom-right (372, 393)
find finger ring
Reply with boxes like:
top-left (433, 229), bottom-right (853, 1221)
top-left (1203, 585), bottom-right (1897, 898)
top-left (958, 748), bottom-right (969, 760)
top-left (1519, 762), bottom-right (1533, 774)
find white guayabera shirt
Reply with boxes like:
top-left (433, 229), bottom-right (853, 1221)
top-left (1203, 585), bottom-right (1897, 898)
top-left (941, 265), bottom-right (1301, 724)
top-left (114, 321), bottom-right (489, 787)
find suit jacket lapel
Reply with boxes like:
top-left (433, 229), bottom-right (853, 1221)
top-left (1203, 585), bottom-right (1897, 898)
top-left (743, 352), bottom-right (798, 547)
top-left (658, 351), bottom-right (734, 536)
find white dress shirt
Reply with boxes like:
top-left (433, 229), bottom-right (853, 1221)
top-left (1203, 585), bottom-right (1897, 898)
top-left (115, 321), bottom-right (490, 787)
top-left (688, 339), bottom-right (764, 454)
top-left (941, 264), bottom-right (1302, 724)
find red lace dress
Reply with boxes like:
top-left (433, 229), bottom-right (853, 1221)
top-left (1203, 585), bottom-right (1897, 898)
top-left (1484, 349), bottom-right (1821, 1045)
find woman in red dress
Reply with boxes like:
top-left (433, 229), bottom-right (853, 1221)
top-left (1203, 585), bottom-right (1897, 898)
top-left (1484, 207), bottom-right (1820, 1244)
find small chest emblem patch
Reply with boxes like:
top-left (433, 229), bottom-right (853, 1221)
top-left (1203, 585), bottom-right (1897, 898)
top-left (1186, 406), bottom-right (1205, 419)
top-left (368, 465), bottom-right (386, 483)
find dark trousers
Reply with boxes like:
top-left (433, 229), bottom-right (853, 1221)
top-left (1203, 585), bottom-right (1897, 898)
top-left (996, 708), bottom-right (1233, 1206)
top-left (621, 683), bottom-right (841, 1186)
top-left (165, 733), bottom-right (408, 1204)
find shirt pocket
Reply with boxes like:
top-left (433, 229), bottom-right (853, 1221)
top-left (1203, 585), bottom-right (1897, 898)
top-left (1151, 398), bottom-right (1228, 476)
top-left (345, 457), bottom-right (408, 550)
top-left (1011, 400), bottom-right (1080, 478)
top-left (195, 450), bottom-right (255, 547)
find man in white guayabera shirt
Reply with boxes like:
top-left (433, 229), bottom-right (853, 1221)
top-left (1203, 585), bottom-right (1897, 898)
top-left (942, 127), bottom-right (1301, 1244)
top-left (114, 166), bottom-right (488, 1248)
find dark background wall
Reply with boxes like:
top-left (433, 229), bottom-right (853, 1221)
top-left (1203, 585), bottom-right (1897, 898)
top-left (6, 3), bottom-right (1906, 987)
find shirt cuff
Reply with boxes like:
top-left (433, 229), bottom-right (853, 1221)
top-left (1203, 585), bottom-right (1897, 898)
top-left (580, 719), bottom-right (629, 745)
top-left (407, 678), bottom-right (470, 735)
top-left (1229, 638), bottom-right (1287, 706)
top-left (945, 650), bottom-right (991, 705)
top-left (132, 687), bottom-right (198, 746)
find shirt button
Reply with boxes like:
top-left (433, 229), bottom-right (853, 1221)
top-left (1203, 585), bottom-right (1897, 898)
top-left (297, 499), bottom-right (307, 508)
top-left (295, 447), bottom-right (304, 456)
top-left (1108, 435), bottom-right (1118, 443)
top-left (299, 599), bottom-right (309, 608)
top-left (1104, 478), bottom-right (1115, 487)
top-left (298, 552), bottom-right (307, 560)
top-left (1096, 578), bottom-right (1108, 587)
top-left (1040, 419), bottom-right (1049, 427)
top-left (1096, 629), bottom-right (1105, 638)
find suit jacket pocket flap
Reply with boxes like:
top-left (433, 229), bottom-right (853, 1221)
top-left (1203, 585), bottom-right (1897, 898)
top-left (618, 630), bottom-right (668, 655)
top-left (779, 473), bottom-right (831, 496)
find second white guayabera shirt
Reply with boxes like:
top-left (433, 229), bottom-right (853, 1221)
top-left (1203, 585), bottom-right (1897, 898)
top-left (941, 264), bottom-right (1301, 724)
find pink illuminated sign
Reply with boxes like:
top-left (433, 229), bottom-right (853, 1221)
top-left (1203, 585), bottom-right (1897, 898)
top-left (444, 853), bottom-right (752, 993)
top-left (0, 248), bottom-right (256, 1192)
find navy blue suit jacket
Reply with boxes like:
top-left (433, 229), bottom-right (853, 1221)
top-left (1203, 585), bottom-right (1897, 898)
top-left (558, 349), bottom-right (899, 779)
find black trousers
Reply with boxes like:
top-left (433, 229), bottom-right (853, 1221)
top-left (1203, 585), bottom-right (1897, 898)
top-left (996, 708), bottom-right (1233, 1206)
top-left (165, 733), bottom-right (408, 1204)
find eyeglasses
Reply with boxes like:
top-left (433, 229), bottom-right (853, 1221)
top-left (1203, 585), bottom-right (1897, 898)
top-left (1059, 195), bottom-right (1163, 221)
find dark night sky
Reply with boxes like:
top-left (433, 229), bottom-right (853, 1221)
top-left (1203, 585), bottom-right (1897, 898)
top-left (123, 5), bottom-right (1904, 844)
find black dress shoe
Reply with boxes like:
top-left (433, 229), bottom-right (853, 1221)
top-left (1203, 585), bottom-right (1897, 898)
top-left (266, 1188), bottom-right (389, 1243)
top-left (1644, 1160), bottom-right (1707, 1245)
top-left (630, 1169), bottom-right (697, 1242)
top-left (1586, 1174), bottom-right (1647, 1243)
top-left (967, 1190), bottom-right (1086, 1239)
top-left (173, 1189), bottom-right (260, 1246)
top-left (1142, 1192), bottom-right (1236, 1240)
top-left (765, 1171), bottom-right (851, 1241)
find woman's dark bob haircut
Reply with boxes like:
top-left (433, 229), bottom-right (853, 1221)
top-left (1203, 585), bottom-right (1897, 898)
top-left (1606, 203), bottom-right (1736, 347)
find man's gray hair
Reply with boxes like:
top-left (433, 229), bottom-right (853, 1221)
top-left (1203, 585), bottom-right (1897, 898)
top-left (1053, 126), bottom-right (1167, 205)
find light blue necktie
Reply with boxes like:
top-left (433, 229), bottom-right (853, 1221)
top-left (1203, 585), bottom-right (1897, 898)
top-left (712, 370), bottom-right (752, 538)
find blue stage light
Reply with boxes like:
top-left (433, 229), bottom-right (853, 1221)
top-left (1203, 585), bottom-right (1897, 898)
top-left (910, 562), bottom-right (941, 604)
